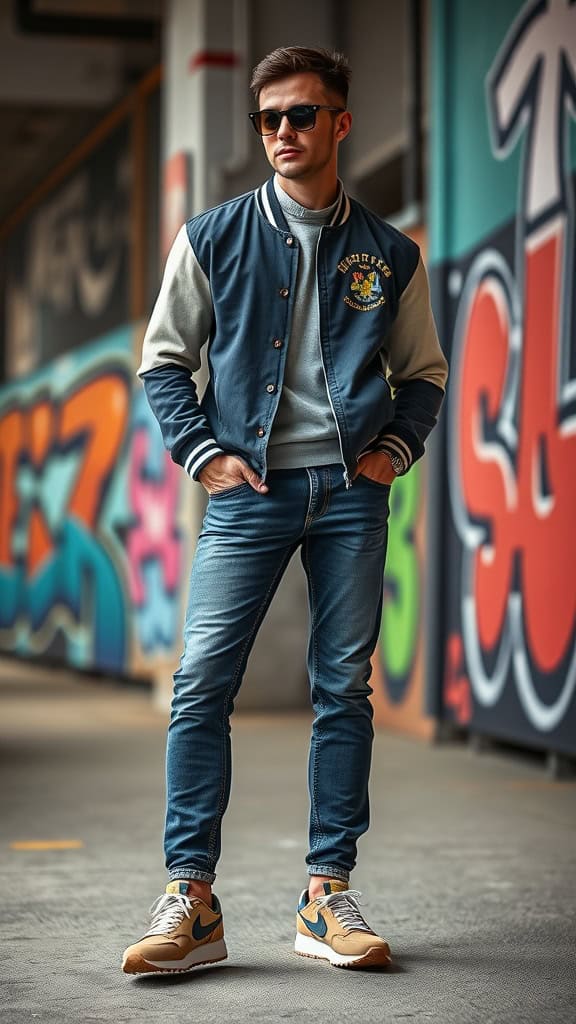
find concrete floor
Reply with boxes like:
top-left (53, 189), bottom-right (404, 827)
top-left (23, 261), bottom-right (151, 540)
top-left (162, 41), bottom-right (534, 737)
top-left (1, 659), bottom-right (575, 1024)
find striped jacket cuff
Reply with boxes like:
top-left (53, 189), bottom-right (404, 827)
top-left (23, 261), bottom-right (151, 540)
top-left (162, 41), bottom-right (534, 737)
top-left (373, 434), bottom-right (413, 475)
top-left (183, 438), bottom-right (224, 480)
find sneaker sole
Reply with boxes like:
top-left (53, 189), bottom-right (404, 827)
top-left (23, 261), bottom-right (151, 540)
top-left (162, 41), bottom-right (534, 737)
top-left (294, 932), bottom-right (391, 969)
top-left (122, 938), bottom-right (228, 975)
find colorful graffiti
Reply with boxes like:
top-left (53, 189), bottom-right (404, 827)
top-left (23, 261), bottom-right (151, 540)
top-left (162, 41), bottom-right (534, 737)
top-left (0, 329), bottom-right (184, 673)
top-left (439, 0), bottom-right (576, 749)
top-left (371, 457), bottom-right (436, 740)
top-left (127, 389), bottom-right (183, 654)
top-left (379, 464), bottom-right (421, 702)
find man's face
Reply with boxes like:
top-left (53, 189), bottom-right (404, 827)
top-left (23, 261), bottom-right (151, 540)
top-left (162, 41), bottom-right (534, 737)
top-left (257, 72), bottom-right (350, 184)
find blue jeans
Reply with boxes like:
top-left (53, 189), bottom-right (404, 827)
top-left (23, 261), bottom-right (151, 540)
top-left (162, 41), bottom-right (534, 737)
top-left (164, 465), bottom-right (390, 884)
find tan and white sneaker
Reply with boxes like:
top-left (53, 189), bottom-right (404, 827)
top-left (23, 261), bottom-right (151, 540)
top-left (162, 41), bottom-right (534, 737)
top-left (295, 880), bottom-right (392, 969)
top-left (122, 881), bottom-right (227, 975)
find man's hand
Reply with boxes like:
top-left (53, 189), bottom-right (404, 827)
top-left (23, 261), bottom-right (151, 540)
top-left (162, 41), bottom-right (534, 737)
top-left (198, 454), bottom-right (269, 495)
top-left (354, 451), bottom-right (397, 486)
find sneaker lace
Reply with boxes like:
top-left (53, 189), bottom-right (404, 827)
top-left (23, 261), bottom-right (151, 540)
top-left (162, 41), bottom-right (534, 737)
top-left (144, 893), bottom-right (193, 937)
top-left (315, 889), bottom-right (373, 933)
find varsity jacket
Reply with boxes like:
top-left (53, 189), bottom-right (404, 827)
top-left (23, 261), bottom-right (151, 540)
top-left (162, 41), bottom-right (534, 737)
top-left (138, 177), bottom-right (448, 485)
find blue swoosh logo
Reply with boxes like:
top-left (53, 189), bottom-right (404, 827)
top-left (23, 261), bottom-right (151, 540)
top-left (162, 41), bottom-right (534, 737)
top-left (192, 915), bottom-right (221, 941)
top-left (299, 910), bottom-right (327, 938)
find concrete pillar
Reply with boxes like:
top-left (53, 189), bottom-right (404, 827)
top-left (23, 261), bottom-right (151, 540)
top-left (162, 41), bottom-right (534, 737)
top-left (161, 0), bottom-right (247, 543)
top-left (163, 0), bottom-right (251, 216)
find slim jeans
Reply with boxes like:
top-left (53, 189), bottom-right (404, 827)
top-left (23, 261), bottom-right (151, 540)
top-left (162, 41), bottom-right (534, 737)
top-left (164, 465), bottom-right (390, 884)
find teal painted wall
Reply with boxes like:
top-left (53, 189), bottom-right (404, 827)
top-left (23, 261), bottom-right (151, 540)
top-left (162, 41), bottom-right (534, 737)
top-left (430, 0), bottom-right (576, 262)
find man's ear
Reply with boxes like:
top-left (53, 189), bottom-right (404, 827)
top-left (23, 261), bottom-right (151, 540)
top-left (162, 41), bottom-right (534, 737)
top-left (336, 110), bottom-right (352, 142)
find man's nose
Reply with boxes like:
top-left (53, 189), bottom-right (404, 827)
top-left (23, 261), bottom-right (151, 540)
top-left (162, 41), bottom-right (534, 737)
top-left (277, 114), bottom-right (297, 139)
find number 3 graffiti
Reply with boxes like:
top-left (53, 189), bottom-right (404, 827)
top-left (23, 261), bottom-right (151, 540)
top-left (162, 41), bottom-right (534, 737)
top-left (448, 0), bottom-right (576, 731)
top-left (379, 465), bottom-right (420, 702)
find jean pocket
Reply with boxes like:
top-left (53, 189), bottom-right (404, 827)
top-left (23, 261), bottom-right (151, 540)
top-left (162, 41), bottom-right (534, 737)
top-left (357, 472), bottom-right (391, 491)
top-left (208, 481), bottom-right (252, 500)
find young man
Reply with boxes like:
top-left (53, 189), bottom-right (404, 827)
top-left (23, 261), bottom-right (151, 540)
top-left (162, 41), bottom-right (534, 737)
top-left (122, 47), bottom-right (448, 975)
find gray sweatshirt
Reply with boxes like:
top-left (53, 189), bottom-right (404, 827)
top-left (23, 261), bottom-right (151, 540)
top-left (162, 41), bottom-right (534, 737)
top-left (267, 178), bottom-right (342, 469)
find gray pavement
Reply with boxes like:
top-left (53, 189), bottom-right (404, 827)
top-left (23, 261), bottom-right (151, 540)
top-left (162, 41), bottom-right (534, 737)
top-left (1, 660), bottom-right (575, 1024)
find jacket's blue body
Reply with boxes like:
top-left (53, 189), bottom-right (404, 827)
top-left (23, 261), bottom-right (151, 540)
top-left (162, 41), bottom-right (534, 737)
top-left (141, 178), bottom-right (446, 483)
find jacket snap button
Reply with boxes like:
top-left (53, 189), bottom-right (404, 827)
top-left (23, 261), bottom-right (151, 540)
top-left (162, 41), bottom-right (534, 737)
top-left (273, 339), bottom-right (283, 349)
top-left (257, 427), bottom-right (265, 438)
top-left (279, 287), bottom-right (289, 298)
top-left (286, 236), bottom-right (294, 246)
top-left (266, 383), bottom-right (276, 394)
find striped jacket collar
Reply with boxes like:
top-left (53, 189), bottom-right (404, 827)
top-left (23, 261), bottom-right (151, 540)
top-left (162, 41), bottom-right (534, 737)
top-left (255, 176), bottom-right (350, 230)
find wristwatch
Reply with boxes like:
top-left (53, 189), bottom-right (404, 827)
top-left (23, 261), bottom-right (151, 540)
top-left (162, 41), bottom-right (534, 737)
top-left (385, 451), bottom-right (404, 475)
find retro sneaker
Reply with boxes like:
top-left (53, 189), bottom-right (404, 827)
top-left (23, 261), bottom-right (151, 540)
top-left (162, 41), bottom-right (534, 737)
top-left (122, 881), bottom-right (227, 975)
top-left (295, 880), bottom-right (392, 969)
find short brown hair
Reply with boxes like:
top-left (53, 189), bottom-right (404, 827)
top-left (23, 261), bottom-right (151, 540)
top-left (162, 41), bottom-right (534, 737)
top-left (250, 47), bottom-right (351, 105)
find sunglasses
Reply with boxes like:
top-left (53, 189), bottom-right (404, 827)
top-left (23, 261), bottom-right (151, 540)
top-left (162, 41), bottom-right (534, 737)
top-left (248, 104), bottom-right (345, 136)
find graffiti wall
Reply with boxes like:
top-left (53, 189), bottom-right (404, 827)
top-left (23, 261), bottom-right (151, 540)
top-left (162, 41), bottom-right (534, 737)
top-left (371, 461), bottom-right (436, 738)
top-left (0, 329), bottom-right (186, 675)
top-left (431, 0), bottom-right (576, 753)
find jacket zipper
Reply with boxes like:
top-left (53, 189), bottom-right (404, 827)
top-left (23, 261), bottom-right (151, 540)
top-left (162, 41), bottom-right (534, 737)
top-left (316, 231), bottom-right (352, 489)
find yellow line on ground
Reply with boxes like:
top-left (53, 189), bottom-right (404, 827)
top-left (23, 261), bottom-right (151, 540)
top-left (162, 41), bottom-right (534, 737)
top-left (9, 840), bottom-right (85, 850)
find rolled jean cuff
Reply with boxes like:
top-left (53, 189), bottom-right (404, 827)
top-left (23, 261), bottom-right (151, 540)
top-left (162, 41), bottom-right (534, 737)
top-left (307, 864), bottom-right (350, 883)
top-left (167, 868), bottom-right (216, 884)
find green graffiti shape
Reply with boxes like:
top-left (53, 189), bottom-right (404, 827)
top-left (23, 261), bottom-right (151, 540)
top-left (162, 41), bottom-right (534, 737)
top-left (379, 462), bottom-right (421, 685)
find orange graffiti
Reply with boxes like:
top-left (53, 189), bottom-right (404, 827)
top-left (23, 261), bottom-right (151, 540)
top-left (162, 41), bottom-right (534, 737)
top-left (60, 376), bottom-right (129, 529)
top-left (0, 410), bottom-right (24, 565)
top-left (0, 371), bottom-right (129, 577)
top-left (28, 401), bottom-right (52, 466)
top-left (444, 634), bottom-right (472, 725)
top-left (458, 228), bottom-right (576, 674)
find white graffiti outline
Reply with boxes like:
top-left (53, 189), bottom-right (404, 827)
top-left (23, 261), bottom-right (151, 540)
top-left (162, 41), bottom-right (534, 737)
top-left (449, 252), bottom-right (521, 709)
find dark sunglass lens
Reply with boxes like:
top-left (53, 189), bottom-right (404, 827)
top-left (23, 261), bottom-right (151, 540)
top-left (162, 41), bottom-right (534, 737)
top-left (260, 110), bottom-right (281, 135)
top-left (288, 106), bottom-right (315, 130)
